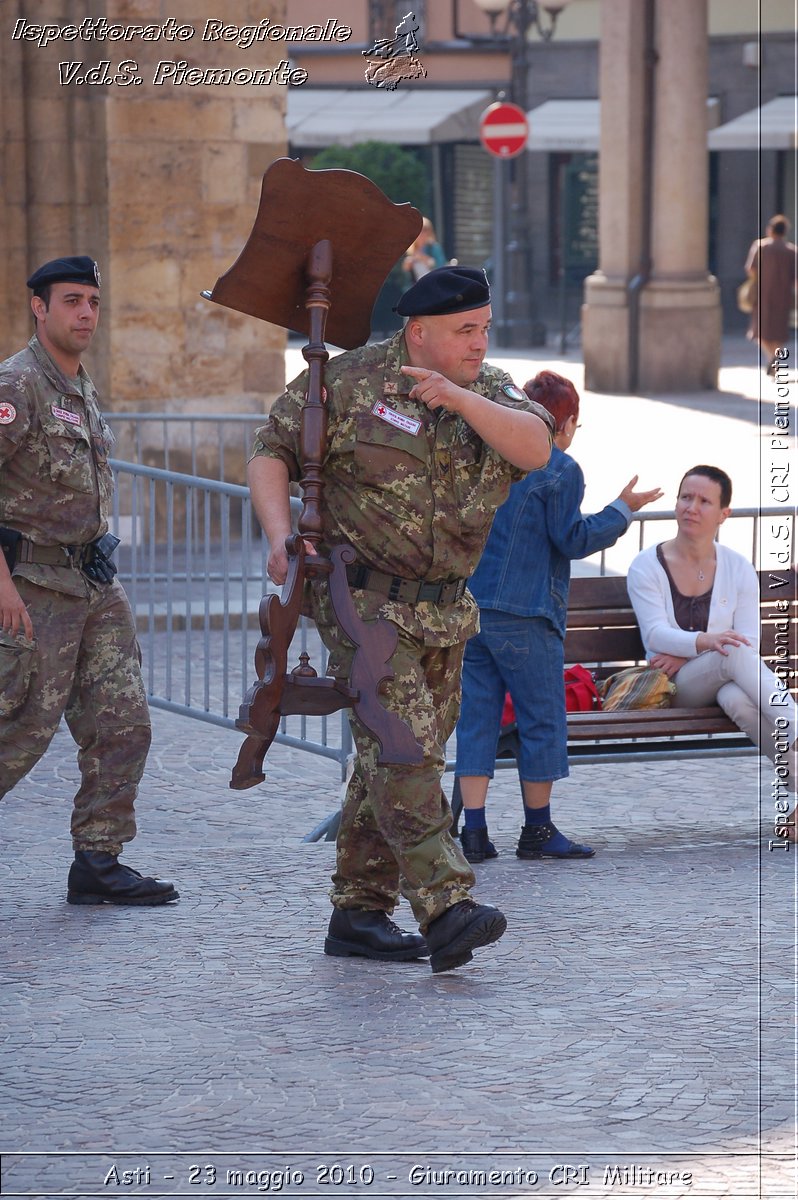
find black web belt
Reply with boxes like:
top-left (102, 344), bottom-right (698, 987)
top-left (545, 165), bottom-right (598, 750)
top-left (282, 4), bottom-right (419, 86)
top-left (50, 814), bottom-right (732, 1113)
top-left (346, 563), bottom-right (467, 606)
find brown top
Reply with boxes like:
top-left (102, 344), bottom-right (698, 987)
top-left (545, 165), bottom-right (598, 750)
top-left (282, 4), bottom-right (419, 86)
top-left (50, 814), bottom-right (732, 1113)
top-left (656, 544), bottom-right (712, 633)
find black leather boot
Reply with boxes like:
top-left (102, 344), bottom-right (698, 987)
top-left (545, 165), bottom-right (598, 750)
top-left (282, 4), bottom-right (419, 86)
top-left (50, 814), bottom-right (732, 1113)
top-left (516, 821), bottom-right (595, 859)
top-left (67, 851), bottom-right (179, 906)
top-left (324, 908), bottom-right (428, 961)
top-left (459, 826), bottom-right (498, 863)
top-left (425, 899), bottom-right (506, 973)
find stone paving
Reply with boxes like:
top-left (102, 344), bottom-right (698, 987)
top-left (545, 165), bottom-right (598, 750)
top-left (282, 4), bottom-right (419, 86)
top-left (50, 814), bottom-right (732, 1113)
top-left (2, 708), bottom-right (795, 1200)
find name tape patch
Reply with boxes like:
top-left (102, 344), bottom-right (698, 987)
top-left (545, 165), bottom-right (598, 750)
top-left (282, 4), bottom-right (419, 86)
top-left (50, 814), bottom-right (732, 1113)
top-left (372, 400), bottom-right (422, 436)
top-left (51, 405), bottom-right (82, 426)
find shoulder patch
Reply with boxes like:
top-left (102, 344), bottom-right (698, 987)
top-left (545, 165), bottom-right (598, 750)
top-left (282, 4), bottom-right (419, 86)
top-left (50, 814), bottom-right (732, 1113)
top-left (0, 402), bottom-right (17, 425)
top-left (500, 383), bottom-right (526, 402)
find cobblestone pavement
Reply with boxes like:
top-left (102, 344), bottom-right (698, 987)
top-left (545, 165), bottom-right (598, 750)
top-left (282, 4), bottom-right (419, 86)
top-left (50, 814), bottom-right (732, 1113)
top-left (2, 708), bottom-right (795, 1200)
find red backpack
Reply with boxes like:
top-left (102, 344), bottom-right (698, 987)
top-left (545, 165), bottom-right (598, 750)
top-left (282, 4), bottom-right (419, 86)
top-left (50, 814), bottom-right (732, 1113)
top-left (500, 665), bottom-right (601, 727)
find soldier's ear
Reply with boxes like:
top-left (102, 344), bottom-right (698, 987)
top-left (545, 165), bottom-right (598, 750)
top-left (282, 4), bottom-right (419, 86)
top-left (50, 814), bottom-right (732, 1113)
top-left (404, 317), bottom-right (424, 349)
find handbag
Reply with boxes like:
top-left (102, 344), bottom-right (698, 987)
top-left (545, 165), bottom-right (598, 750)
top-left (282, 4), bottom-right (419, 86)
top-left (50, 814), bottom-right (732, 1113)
top-left (597, 666), bottom-right (675, 711)
top-left (564, 664), bottom-right (602, 712)
top-left (500, 664), bottom-right (601, 727)
top-left (737, 276), bottom-right (756, 314)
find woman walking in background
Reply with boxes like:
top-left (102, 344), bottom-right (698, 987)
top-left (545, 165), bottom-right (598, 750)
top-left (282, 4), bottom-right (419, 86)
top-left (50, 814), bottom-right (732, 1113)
top-left (744, 214), bottom-right (797, 374)
top-left (402, 217), bottom-right (447, 286)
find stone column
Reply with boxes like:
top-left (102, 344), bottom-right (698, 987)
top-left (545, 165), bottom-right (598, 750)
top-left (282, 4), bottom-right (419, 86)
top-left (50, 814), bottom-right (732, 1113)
top-left (0, 0), bottom-right (290, 476)
top-left (581, 0), bottom-right (648, 393)
top-left (583, 0), bottom-right (721, 393)
top-left (639, 0), bottom-right (720, 391)
top-left (0, 2), bottom-right (110, 383)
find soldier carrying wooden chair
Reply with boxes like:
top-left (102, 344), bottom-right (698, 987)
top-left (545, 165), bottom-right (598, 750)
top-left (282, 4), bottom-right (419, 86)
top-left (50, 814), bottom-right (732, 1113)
top-left (210, 160), bottom-right (552, 972)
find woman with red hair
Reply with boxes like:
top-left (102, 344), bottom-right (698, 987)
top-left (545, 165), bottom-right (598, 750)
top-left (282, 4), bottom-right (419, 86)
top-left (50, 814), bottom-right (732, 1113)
top-left (454, 371), bottom-right (662, 863)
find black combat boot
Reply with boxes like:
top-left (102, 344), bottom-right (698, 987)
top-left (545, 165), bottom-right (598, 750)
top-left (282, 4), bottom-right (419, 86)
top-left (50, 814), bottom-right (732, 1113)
top-left (324, 908), bottom-right (428, 961)
top-left (67, 851), bottom-right (179, 906)
top-left (425, 899), bottom-right (507, 973)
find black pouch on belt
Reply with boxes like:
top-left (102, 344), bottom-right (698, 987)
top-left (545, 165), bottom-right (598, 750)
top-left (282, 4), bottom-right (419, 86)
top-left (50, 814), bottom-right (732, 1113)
top-left (0, 527), bottom-right (21, 573)
top-left (81, 532), bottom-right (121, 585)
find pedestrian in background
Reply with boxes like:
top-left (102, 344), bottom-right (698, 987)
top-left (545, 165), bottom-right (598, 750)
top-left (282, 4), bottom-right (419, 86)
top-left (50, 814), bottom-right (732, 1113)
top-left (402, 217), bottom-right (447, 286)
top-left (744, 214), bottom-right (797, 374)
top-left (248, 266), bottom-right (553, 972)
top-left (454, 370), bottom-right (662, 864)
top-left (0, 257), bottom-right (178, 906)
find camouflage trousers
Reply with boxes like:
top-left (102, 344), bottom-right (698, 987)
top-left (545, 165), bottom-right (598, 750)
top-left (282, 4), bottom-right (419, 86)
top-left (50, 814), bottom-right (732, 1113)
top-left (0, 577), bottom-right (151, 854)
top-left (319, 619), bottom-right (475, 930)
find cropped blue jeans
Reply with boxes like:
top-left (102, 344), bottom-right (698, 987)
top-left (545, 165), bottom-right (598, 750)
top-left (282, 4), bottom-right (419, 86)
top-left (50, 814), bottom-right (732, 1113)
top-left (454, 610), bottom-right (568, 783)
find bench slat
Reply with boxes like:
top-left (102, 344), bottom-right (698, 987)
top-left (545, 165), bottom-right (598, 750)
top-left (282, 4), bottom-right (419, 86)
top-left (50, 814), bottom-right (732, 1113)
top-left (567, 711), bottom-right (737, 739)
top-left (565, 628), bottom-right (645, 661)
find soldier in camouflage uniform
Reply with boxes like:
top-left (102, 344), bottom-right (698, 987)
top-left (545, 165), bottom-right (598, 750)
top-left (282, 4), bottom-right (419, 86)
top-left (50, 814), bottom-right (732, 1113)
top-left (0, 257), bottom-right (178, 906)
top-left (249, 267), bottom-right (553, 972)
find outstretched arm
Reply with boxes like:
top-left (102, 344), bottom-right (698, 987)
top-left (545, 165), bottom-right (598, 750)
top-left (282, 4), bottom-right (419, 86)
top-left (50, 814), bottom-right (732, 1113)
top-left (546, 464), bottom-right (662, 561)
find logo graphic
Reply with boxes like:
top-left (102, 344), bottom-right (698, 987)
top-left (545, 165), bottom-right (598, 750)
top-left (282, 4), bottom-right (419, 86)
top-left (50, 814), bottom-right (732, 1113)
top-left (362, 11), bottom-right (426, 90)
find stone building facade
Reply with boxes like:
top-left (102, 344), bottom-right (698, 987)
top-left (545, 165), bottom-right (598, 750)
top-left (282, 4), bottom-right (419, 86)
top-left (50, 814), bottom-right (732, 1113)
top-left (1, 0), bottom-right (289, 443)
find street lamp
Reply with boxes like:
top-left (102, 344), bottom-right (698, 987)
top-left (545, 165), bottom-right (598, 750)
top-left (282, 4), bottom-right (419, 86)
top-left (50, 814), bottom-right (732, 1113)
top-left (468, 0), bottom-right (567, 49)
top-left (454, 0), bottom-right (570, 347)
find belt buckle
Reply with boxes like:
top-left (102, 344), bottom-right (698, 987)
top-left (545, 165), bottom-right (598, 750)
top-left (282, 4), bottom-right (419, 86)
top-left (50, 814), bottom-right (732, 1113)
top-left (417, 581), bottom-right (438, 604)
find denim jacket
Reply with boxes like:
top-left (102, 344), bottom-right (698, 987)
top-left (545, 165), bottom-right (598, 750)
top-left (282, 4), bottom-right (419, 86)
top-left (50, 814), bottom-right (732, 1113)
top-left (467, 446), bottom-right (631, 637)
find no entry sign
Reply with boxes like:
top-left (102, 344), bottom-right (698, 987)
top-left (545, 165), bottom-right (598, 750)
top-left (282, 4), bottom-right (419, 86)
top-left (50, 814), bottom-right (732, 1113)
top-left (479, 101), bottom-right (529, 158)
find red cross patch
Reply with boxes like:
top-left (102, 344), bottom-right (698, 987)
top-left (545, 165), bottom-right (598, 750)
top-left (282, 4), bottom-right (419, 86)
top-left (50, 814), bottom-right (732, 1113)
top-left (0, 402), bottom-right (16, 425)
top-left (371, 399), bottom-right (422, 436)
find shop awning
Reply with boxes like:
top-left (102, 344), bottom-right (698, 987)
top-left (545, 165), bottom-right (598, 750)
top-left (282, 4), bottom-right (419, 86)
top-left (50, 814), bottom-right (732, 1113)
top-left (708, 95), bottom-right (797, 150)
top-left (286, 88), bottom-right (493, 147)
top-left (526, 99), bottom-right (601, 152)
top-left (526, 97), bottom-right (721, 152)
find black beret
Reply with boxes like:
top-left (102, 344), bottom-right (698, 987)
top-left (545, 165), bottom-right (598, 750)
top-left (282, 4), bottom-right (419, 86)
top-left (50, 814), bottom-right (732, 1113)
top-left (27, 256), bottom-right (101, 291)
top-left (396, 266), bottom-right (490, 317)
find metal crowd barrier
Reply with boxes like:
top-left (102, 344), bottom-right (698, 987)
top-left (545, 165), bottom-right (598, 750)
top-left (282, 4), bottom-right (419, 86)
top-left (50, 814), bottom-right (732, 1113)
top-left (109, 455), bottom-right (790, 789)
top-left (109, 459), bottom-right (353, 778)
top-left (106, 413), bottom-right (264, 482)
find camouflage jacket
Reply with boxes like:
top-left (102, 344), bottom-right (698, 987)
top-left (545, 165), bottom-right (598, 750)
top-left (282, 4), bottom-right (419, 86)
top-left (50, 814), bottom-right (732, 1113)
top-left (252, 331), bottom-right (552, 646)
top-left (0, 336), bottom-right (114, 596)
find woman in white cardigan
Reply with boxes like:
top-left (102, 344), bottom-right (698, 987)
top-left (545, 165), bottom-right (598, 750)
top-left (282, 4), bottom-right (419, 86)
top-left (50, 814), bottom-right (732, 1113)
top-left (627, 465), bottom-right (797, 839)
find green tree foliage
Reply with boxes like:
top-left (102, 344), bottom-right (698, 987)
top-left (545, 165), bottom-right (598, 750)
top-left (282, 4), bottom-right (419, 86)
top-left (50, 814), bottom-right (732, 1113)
top-left (309, 142), bottom-right (429, 212)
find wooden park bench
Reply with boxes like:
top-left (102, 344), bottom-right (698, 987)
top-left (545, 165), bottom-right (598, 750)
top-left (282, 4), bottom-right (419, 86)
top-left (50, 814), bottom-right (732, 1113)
top-left (448, 568), bottom-right (797, 829)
